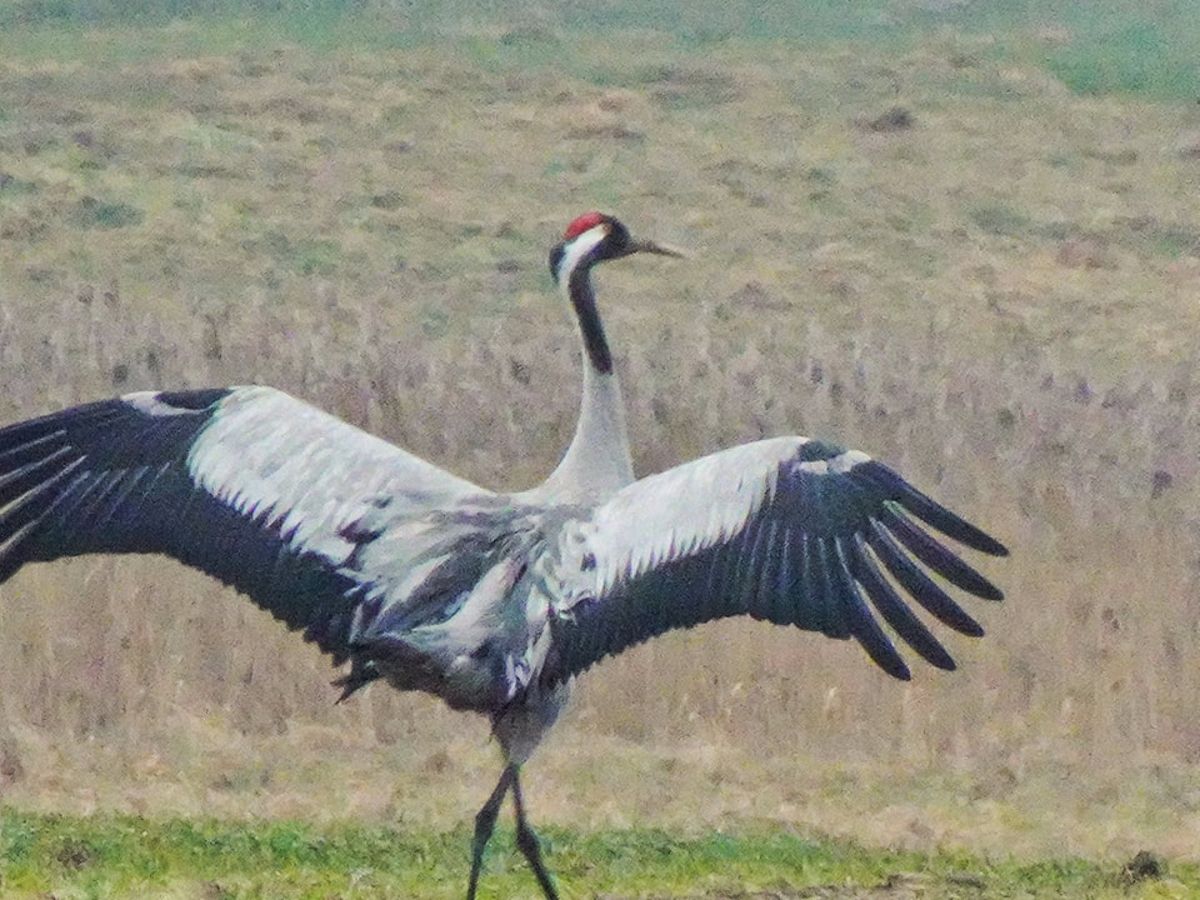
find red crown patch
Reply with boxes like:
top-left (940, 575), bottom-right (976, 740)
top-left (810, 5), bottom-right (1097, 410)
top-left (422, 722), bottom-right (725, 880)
top-left (563, 211), bottom-right (607, 240)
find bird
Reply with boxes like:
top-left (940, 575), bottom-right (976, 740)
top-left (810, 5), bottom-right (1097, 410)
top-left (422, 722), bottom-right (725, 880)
top-left (0, 211), bottom-right (1007, 899)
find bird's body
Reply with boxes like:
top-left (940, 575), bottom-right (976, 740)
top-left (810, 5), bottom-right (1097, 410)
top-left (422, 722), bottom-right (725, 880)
top-left (0, 213), bottom-right (1007, 898)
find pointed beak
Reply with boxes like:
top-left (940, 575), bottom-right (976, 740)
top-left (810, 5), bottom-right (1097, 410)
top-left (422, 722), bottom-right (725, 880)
top-left (627, 239), bottom-right (690, 259)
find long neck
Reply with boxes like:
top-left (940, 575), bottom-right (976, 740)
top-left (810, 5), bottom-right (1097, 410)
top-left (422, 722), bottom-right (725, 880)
top-left (540, 267), bottom-right (634, 501)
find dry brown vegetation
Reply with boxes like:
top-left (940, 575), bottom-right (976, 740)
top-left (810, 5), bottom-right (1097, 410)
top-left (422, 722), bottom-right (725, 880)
top-left (0, 13), bottom-right (1198, 868)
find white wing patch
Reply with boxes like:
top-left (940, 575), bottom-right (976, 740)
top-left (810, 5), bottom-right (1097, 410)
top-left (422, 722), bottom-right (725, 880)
top-left (555, 437), bottom-right (811, 611)
top-left (796, 449), bottom-right (871, 476)
top-left (122, 391), bottom-right (203, 417)
top-left (187, 387), bottom-right (488, 566)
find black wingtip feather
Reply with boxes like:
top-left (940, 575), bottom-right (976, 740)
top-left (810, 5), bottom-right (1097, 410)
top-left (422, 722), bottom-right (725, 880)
top-left (815, 537), bottom-right (851, 639)
top-left (849, 534), bottom-right (957, 672)
top-left (880, 505), bottom-right (1004, 602)
top-left (0, 406), bottom-right (94, 449)
top-left (831, 539), bottom-right (910, 681)
top-left (867, 519), bottom-right (986, 637)
top-left (855, 461), bottom-right (1008, 557)
top-left (0, 392), bottom-right (369, 669)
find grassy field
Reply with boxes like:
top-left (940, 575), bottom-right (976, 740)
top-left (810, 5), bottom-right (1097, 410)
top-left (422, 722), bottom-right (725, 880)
top-left (2, 809), bottom-right (1195, 899)
top-left (1, 1), bottom-right (1199, 896)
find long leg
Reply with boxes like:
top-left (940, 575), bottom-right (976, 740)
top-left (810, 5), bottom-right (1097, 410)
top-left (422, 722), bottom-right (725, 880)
top-left (511, 769), bottom-right (559, 900)
top-left (466, 765), bottom-right (515, 900)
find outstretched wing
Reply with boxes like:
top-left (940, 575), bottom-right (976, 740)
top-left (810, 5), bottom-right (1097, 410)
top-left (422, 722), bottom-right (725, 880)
top-left (0, 386), bottom-right (491, 665)
top-left (538, 436), bottom-right (1007, 684)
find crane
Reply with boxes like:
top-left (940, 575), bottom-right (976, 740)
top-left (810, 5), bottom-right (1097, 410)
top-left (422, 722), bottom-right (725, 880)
top-left (0, 212), bottom-right (1007, 899)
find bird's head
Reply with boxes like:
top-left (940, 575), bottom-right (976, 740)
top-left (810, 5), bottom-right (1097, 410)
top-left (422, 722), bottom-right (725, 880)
top-left (548, 212), bottom-right (684, 284)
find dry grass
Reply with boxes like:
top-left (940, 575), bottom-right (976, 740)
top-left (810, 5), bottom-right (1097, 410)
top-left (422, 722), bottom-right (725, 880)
top-left (0, 11), bottom-right (1198, 868)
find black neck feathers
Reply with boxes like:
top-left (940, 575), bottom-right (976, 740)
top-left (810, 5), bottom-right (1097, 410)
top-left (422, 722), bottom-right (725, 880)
top-left (567, 268), bottom-right (612, 375)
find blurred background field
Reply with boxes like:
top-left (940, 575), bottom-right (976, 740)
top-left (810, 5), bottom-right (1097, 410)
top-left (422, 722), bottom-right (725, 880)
top-left (0, 0), bottom-right (1199, 887)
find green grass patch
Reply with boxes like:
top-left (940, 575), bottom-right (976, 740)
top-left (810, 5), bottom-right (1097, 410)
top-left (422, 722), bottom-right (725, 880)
top-left (1043, 21), bottom-right (1200, 100)
top-left (1112, 217), bottom-right (1200, 258)
top-left (0, 174), bottom-right (39, 197)
top-left (1, 1), bottom-right (1197, 101)
top-left (293, 239), bottom-right (340, 276)
top-left (969, 203), bottom-right (1032, 238)
top-left (70, 197), bottom-right (144, 230)
top-left (1, 808), bottom-right (1190, 898)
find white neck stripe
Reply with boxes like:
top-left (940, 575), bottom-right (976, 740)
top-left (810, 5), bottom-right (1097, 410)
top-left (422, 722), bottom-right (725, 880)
top-left (556, 224), bottom-right (608, 284)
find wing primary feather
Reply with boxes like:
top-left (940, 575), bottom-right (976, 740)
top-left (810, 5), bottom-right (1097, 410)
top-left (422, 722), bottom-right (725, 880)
top-left (0, 519), bottom-right (45, 581)
top-left (879, 504), bottom-right (1003, 601)
top-left (703, 535), bottom-right (726, 604)
top-left (0, 403), bottom-right (119, 450)
top-left (267, 533), bottom-right (294, 589)
top-left (850, 533), bottom-right (956, 671)
top-left (0, 458), bottom-right (86, 545)
top-left (0, 445), bottom-right (75, 509)
top-left (0, 419), bottom-right (68, 449)
top-left (99, 418), bottom-right (173, 472)
top-left (854, 462), bottom-right (1008, 556)
top-left (140, 461), bottom-right (174, 497)
top-left (866, 519), bottom-right (984, 636)
top-left (90, 467), bottom-right (151, 532)
top-left (796, 532), bottom-right (823, 631)
top-left (750, 519), bottom-right (779, 621)
top-left (48, 471), bottom-right (114, 535)
top-left (816, 538), bottom-right (850, 639)
top-left (736, 515), bottom-right (765, 617)
top-left (72, 471), bottom-right (131, 531)
top-left (0, 431), bottom-right (68, 468)
top-left (769, 525), bottom-right (795, 625)
top-left (171, 482), bottom-right (205, 542)
top-left (34, 466), bottom-right (91, 512)
top-left (701, 539), bottom-right (731, 621)
top-left (211, 502), bottom-right (247, 561)
top-left (832, 537), bottom-right (910, 680)
top-left (642, 543), bottom-right (671, 633)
